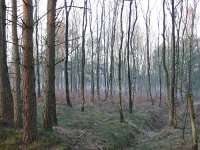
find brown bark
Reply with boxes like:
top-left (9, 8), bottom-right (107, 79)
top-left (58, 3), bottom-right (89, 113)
top-left (43, 0), bottom-right (58, 131)
top-left (0, 0), bottom-right (14, 127)
top-left (12, 0), bottom-right (23, 128)
top-left (22, 0), bottom-right (38, 143)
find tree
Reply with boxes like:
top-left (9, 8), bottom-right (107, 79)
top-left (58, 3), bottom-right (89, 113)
top-left (127, 0), bottom-right (133, 113)
top-left (130, 0), bottom-right (138, 107)
top-left (109, 0), bottom-right (118, 98)
top-left (43, 0), bottom-right (57, 131)
top-left (171, 0), bottom-right (177, 128)
top-left (145, 0), bottom-right (153, 105)
top-left (96, 1), bottom-right (104, 101)
top-left (157, 16), bottom-right (162, 106)
top-left (22, 0), bottom-right (38, 143)
top-left (118, 0), bottom-right (124, 122)
top-left (12, 0), bottom-right (22, 128)
top-left (81, 0), bottom-right (88, 112)
top-left (0, 0), bottom-right (14, 127)
top-left (187, 1), bottom-right (198, 149)
top-left (162, 0), bottom-right (172, 126)
top-left (35, 0), bottom-right (41, 98)
top-left (64, 0), bottom-right (73, 107)
top-left (89, 0), bottom-right (94, 102)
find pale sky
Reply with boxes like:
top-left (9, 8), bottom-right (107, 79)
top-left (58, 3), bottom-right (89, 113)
top-left (5, 0), bottom-right (200, 61)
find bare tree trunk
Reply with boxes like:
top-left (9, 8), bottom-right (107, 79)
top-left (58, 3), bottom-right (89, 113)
top-left (96, 3), bottom-right (103, 101)
top-left (188, 1), bottom-right (198, 149)
top-left (81, 0), bottom-right (87, 112)
top-left (130, 0), bottom-right (138, 108)
top-left (162, 0), bottom-right (172, 126)
top-left (118, 0), bottom-right (124, 123)
top-left (0, 0), bottom-right (14, 127)
top-left (96, 13), bottom-right (100, 101)
top-left (127, 0), bottom-right (133, 113)
top-left (12, 0), bottom-right (22, 128)
top-left (109, 0), bottom-right (118, 98)
top-left (35, 0), bottom-right (40, 98)
top-left (157, 19), bottom-right (161, 106)
top-left (65, 0), bottom-right (73, 107)
top-left (171, 0), bottom-right (177, 128)
top-left (103, 0), bottom-right (107, 98)
top-left (43, 0), bottom-right (57, 131)
top-left (22, 0), bottom-right (38, 143)
top-left (175, 0), bottom-right (183, 106)
top-left (145, 0), bottom-right (153, 105)
top-left (89, 0), bottom-right (94, 102)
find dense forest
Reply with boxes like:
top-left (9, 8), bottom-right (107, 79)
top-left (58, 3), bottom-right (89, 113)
top-left (0, 0), bottom-right (200, 149)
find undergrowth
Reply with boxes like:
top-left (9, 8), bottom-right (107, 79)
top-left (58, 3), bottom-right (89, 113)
top-left (54, 105), bottom-right (156, 149)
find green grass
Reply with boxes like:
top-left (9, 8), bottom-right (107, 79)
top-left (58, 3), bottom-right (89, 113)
top-left (0, 127), bottom-right (62, 150)
top-left (53, 105), bottom-right (156, 150)
top-left (0, 105), bottom-right (163, 150)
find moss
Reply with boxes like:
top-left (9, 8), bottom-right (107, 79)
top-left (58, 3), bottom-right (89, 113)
top-left (0, 128), bottom-right (62, 150)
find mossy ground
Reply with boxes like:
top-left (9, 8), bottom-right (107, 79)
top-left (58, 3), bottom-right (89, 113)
top-left (0, 101), bottom-right (199, 150)
top-left (0, 127), bottom-right (62, 150)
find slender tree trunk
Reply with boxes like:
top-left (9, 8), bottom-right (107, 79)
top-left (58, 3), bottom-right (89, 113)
top-left (35, 0), bottom-right (40, 98)
top-left (65, 0), bottom-right (73, 107)
top-left (96, 13), bottom-right (100, 101)
top-left (162, 0), bottom-right (172, 126)
top-left (22, 0), bottom-right (38, 143)
top-left (127, 0), bottom-right (133, 113)
top-left (89, 0), bottom-right (94, 101)
top-left (96, 4), bottom-right (103, 101)
top-left (109, 1), bottom-right (118, 98)
top-left (145, 0), bottom-right (153, 105)
top-left (157, 20), bottom-right (162, 106)
top-left (130, 0), bottom-right (138, 108)
top-left (118, 0), bottom-right (124, 123)
top-left (12, 0), bottom-right (22, 128)
top-left (81, 0), bottom-right (87, 112)
top-left (171, 0), bottom-right (177, 128)
top-left (103, 0), bottom-right (107, 98)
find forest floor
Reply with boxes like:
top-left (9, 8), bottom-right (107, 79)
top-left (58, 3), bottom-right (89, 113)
top-left (49, 92), bottom-right (200, 150)
top-left (0, 92), bottom-right (200, 150)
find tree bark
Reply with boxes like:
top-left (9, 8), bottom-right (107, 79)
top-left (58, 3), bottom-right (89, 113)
top-left (81, 0), bottom-right (87, 112)
top-left (35, 0), bottom-right (41, 98)
top-left (118, 0), bottom-right (124, 122)
top-left (43, 0), bottom-right (57, 131)
top-left (12, 0), bottom-right (23, 128)
top-left (89, 0), bottom-right (94, 102)
top-left (188, 1), bottom-right (198, 149)
top-left (171, 0), bottom-right (177, 128)
top-left (162, 0), bottom-right (172, 126)
top-left (22, 0), bottom-right (38, 143)
top-left (127, 0), bottom-right (133, 113)
top-left (0, 0), bottom-right (14, 127)
top-left (145, 0), bottom-right (153, 105)
top-left (65, 0), bottom-right (73, 107)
